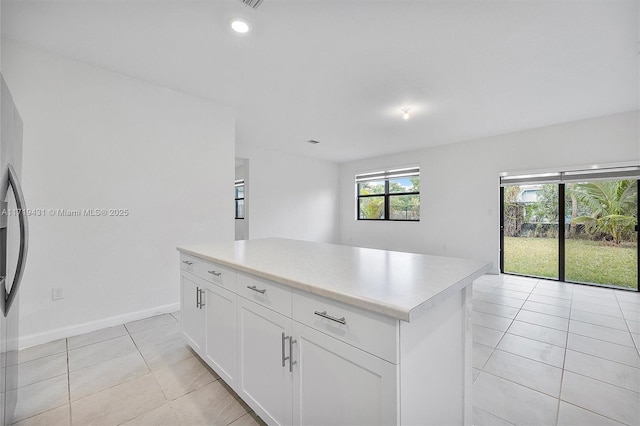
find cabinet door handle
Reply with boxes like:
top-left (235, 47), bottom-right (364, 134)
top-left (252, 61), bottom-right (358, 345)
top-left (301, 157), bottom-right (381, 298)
top-left (2, 164), bottom-right (28, 316)
top-left (289, 336), bottom-right (297, 372)
top-left (182, 260), bottom-right (193, 265)
top-left (208, 270), bottom-right (222, 277)
top-left (314, 310), bottom-right (346, 325)
top-left (196, 286), bottom-right (201, 308)
top-left (281, 332), bottom-right (290, 367)
top-left (199, 289), bottom-right (205, 308)
top-left (246, 285), bottom-right (266, 294)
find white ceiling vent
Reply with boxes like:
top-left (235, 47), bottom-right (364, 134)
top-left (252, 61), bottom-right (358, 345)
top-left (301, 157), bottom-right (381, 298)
top-left (240, 0), bottom-right (264, 9)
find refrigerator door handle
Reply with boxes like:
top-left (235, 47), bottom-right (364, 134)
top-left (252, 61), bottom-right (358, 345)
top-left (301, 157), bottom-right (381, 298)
top-left (4, 164), bottom-right (28, 315)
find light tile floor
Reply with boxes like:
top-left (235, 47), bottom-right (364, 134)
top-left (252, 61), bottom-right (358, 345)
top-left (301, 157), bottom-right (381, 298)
top-left (472, 274), bottom-right (640, 426)
top-left (13, 274), bottom-right (640, 426)
top-left (13, 311), bottom-right (265, 426)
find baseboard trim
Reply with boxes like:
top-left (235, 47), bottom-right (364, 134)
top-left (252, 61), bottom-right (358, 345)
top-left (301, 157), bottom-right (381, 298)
top-left (19, 302), bottom-right (180, 350)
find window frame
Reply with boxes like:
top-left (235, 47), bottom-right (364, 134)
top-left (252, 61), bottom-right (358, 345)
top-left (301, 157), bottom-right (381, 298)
top-left (235, 179), bottom-right (245, 220)
top-left (356, 167), bottom-right (420, 221)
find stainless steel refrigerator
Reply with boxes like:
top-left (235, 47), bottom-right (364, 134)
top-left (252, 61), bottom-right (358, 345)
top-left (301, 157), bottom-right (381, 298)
top-left (0, 74), bottom-right (28, 426)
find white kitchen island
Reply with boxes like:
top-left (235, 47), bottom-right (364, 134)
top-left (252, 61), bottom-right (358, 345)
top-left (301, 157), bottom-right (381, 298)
top-left (177, 238), bottom-right (491, 426)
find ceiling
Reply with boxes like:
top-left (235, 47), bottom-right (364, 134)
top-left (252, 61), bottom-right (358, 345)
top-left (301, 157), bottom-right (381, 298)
top-left (2, 0), bottom-right (638, 163)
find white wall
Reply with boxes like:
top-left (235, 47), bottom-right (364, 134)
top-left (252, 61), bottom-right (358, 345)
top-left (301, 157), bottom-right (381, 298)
top-left (236, 144), bottom-right (339, 244)
top-left (339, 111), bottom-right (640, 272)
top-left (2, 41), bottom-right (235, 347)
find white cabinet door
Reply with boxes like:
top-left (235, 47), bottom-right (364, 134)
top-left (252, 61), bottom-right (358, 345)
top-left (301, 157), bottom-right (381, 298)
top-left (292, 322), bottom-right (398, 426)
top-left (204, 284), bottom-right (237, 388)
top-left (237, 298), bottom-right (293, 426)
top-left (181, 273), bottom-right (205, 353)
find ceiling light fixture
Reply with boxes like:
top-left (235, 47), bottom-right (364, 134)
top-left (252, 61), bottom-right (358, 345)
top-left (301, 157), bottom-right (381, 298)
top-left (231, 19), bottom-right (250, 33)
top-left (402, 108), bottom-right (411, 120)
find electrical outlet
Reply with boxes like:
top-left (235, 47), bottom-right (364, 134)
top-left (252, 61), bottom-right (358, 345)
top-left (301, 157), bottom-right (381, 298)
top-left (52, 288), bottom-right (63, 300)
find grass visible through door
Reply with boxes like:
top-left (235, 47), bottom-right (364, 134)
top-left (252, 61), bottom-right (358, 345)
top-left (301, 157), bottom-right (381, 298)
top-left (504, 236), bottom-right (637, 289)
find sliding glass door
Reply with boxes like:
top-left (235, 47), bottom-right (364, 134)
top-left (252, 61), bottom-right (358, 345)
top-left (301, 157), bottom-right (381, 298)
top-left (500, 168), bottom-right (638, 291)
top-left (502, 184), bottom-right (559, 279)
top-left (564, 180), bottom-right (637, 289)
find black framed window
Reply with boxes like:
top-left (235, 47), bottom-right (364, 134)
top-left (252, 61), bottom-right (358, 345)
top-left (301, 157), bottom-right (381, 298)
top-left (356, 167), bottom-right (420, 221)
top-left (235, 180), bottom-right (245, 219)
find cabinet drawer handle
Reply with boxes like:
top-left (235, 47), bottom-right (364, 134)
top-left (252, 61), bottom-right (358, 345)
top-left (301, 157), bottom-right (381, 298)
top-left (247, 285), bottom-right (266, 294)
top-left (196, 286), bottom-right (201, 308)
top-left (314, 310), bottom-right (346, 325)
top-left (182, 260), bottom-right (193, 265)
top-left (208, 270), bottom-right (222, 277)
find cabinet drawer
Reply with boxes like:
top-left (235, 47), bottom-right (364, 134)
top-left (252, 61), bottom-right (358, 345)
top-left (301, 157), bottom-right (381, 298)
top-left (292, 289), bottom-right (399, 364)
top-left (180, 254), bottom-right (198, 274)
top-left (197, 261), bottom-right (236, 290)
top-left (237, 272), bottom-right (292, 317)
top-left (180, 255), bottom-right (237, 290)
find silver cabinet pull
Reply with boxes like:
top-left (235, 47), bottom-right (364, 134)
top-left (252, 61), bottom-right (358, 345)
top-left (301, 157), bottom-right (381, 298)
top-left (314, 310), bottom-right (346, 325)
top-left (281, 332), bottom-right (297, 372)
top-left (182, 260), bottom-right (193, 265)
top-left (208, 270), bottom-right (222, 277)
top-left (281, 332), bottom-right (290, 367)
top-left (196, 286), bottom-right (201, 308)
top-left (199, 289), bottom-right (205, 308)
top-left (289, 336), bottom-right (297, 372)
top-left (247, 285), bottom-right (266, 294)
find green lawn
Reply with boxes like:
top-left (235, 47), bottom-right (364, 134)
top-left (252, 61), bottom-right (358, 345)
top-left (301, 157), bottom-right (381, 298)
top-left (504, 237), bottom-right (638, 289)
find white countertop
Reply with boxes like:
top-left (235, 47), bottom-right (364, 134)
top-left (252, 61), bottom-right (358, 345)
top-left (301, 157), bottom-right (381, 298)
top-left (178, 238), bottom-right (491, 322)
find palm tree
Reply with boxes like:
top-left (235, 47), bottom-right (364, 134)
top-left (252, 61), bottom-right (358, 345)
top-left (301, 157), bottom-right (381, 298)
top-left (571, 180), bottom-right (637, 245)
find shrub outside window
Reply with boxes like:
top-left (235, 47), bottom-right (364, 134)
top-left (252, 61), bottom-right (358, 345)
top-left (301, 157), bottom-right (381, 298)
top-left (235, 180), bottom-right (245, 219)
top-left (356, 167), bottom-right (420, 221)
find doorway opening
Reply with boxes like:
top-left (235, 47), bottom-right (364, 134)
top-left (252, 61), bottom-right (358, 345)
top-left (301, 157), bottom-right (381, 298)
top-left (500, 167), bottom-right (638, 291)
top-left (235, 158), bottom-right (249, 241)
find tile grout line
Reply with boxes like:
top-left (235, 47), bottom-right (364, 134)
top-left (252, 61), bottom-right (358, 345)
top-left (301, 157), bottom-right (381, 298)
top-left (561, 368), bottom-right (640, 395)
top-left (475, 275), bottom-right (640, 425)
top-left (478, 369), bottom-right (563, 401)
top-left (477, 277), bottom-right (531, 384)
top-left (73, 316), bottom-right (180, 425)
top-left (513, 277), bottom-right (575, 425)
top-left (489, 277), bottom-right (537, 358)
top-left (473, 283), bottom-right (503, 370)
top-left (563, 338), bottom-right (640, 370)
top-left (614, 290), bottom-right (640, 358)
top-left (126, 320), bottom-right (163, 391)
top-left (122, 315), bottom-right (181, 424)
top-left (554, 281), bottom-right (573, 426)
top-left (475, 279), bottom-right (517, 362)
top-left (479, 277), bottom-right (565, 425)
top-left (67, 330), bottom-right (130, 352)
top-left (71, 318), bottom-right (172, 414)
top-left (559, 401), bottom-right (631, 426)
top-left (473, 405), bottom-right (515, 426)
top-left (122, 314), bottom-right (230, 425)
top-left (558, 286), bottom-right (640, 425)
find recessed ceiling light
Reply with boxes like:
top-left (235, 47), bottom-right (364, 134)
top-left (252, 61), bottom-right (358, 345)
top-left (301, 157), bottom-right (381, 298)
top-left (402, 108), bottom-right (411, 120)
top-left (231, 20), bottom-right (250, 33)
